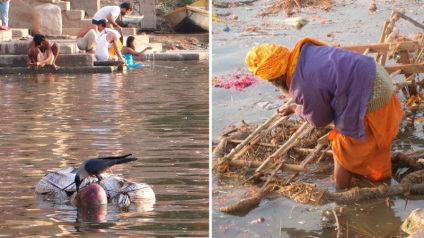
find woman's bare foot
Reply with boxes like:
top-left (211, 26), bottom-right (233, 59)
top-left (52, 64), bottom-right (60, 70)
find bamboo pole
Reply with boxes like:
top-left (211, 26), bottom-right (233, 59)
top-left (255, 121), bottom-right (313, 173)
top-left (362, 48), bottom-right (370, 55)
top-left (230, 114), bottom-right (289, 162)
top-left (227, 139), bottom-right (333, 155)
top-left (375, 20), bottom-right (389, 63)
top-left (229, 159), bottom-right (310, 172)
top-left (384, 63), bottom-right (424, 74)
top-left (341, 41), bottom-right (420, 54)
top-left (394, 11), bottom-right (424, 30)
top-left (220, 99), bottom-right (293, 166)
top-left (217, 100), bottom-right (293, 166)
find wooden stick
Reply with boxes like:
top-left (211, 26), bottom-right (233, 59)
top-left (341, 41), bottom-right (420, 55)
top-left (375, 20), bottom-right (389, 62)
top-left (229, 159), bottom-right (308, 171)
top-left (231, 114), bottom-right (289, 162)
top-left (259, 162), bottom-right (284, 193)
top-left (389, 69), bottom-right (402, 79)
top-left (256, 121), bottom-right (313, 173)
top-left (332, 208), bottom-right (341, 238)
top-left (227, 139), bottom-right (333, 155)
top-left (362, 48), bottom-right (370, 55)
top-left (218, 99), bottom-right (293, 166)
top-left (300, 142), bottom-right (326, 167)
top-left (384, 63), bottom-right (424, 75)
top-left (394, 11), bottom-right (424, 30)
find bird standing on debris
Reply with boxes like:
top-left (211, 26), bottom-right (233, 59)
top-left (74, 154), bottom-right (138, 192)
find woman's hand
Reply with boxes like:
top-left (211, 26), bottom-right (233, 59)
top-left (277, 105), bottom-right (296, 117)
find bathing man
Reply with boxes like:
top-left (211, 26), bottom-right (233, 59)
top-left (27, 34), bottom-right (60, 70)
top-left (76, 23), bottom-right (99, 53)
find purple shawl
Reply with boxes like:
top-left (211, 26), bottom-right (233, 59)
top-left (289, 43), bottom-right (376, 141)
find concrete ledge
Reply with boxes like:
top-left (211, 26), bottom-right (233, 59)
top-left (0, 53), bottom-right (95, 67)
top-left (0, 66), bottom-right (113, 74)
top-left (11, 28), bottom-right (30, 38)
top-left (62, 27), bottom-right (137, 37)
top-left (63, 10), bottom-right (84, 21)
top-left (149, 33), bottom-right (209, 44)
top-left (0, 40), bottom-right (77, 54)
top-left (0, 30), bottom-right (12, 42)
top-left (142, 51), bottom-right (209, 61)
top-left (93, 61), bottom-right (125, 66)
top-left (55, 1), bottom-right (71, 11)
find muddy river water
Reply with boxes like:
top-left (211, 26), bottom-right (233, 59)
top-left (0, 61), bottom-right (209, 237)
top-left (212, 0), bottom-right (423, 237)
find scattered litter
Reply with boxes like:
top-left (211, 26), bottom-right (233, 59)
top-left (224, 25), bottom-right (230, 32)
top-left (250, 216), bottom-right (265, 224)
top-left (369, 2), bottom-right (377, 14)
top-left (212, 13), bottom-right (222, 22)
top-left (212, 68), bottom-right (259, 91)
top-left (283, 17), bottom-right (309, 29)
top-left (298, 220), bottom-right (306, 224)
top-left (257, 101), bottom-right (284, 110)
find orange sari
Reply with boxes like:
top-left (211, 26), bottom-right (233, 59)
top-left (108, 39), bottom-right (123, 59)
top-left (329, 94), bottom-right (403, 180)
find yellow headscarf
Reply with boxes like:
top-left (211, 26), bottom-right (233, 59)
top-left (245, 38), bottom-right (326, 86)
top-left (245, 44), bottom-right (290, 81)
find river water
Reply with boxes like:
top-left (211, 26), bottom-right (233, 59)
top-left (0, 61), bottom-right (209, 237)
top-left (212, 0), bottom-right (424, 237)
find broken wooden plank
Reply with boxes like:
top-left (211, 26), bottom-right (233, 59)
top-left (384, 63), bottom-right (424, 74)
top-left (394, 11), bottom-right (424, 31)
top-left (341, 41), bottom-right (420, 54)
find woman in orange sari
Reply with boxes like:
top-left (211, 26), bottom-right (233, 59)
top-left (245, 38), bottom-right (404, 189)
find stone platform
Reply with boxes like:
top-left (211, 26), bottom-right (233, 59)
top-left (0, 28), bottom-right (209, 75)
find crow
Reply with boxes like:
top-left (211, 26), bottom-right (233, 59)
top-left (73, 153), bottom-right (137, 192)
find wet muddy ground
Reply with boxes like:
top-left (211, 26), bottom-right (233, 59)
top-left (211, 0), bottom-right (424, 237)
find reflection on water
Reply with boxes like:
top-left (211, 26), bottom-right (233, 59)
top-left (0, 61), bottom-right (209, 237)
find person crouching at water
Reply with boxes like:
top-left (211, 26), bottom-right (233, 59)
top-left (27, 34), bottom-right (60, 70)
top-left (94, 19), bottom-right (125, 62)
top-left (76, 23), bottom-right (99, 53)
top-left (245, 38), bottom-right (404, 189)
top-left (121, 36), bottom-right (152, 67)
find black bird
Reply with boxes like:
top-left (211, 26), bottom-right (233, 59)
top-left (74, 153), bottom-right (138, 192)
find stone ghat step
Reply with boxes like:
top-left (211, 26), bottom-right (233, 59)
top-left (0, 54), bottom-right (95, 67)
top-left (0, 38), bottom-right (162, 55)
top-left (0, 66), bottom-right (114, 75)
top-left (0, 39), bottom-right (77, 55)
top-left (62, 27), bottom-right (138, 37)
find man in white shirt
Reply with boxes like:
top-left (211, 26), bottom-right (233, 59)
top-left (94, 20), bottom-right (125, 62)
top-left (92, 2), bottom-right (132, 36)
